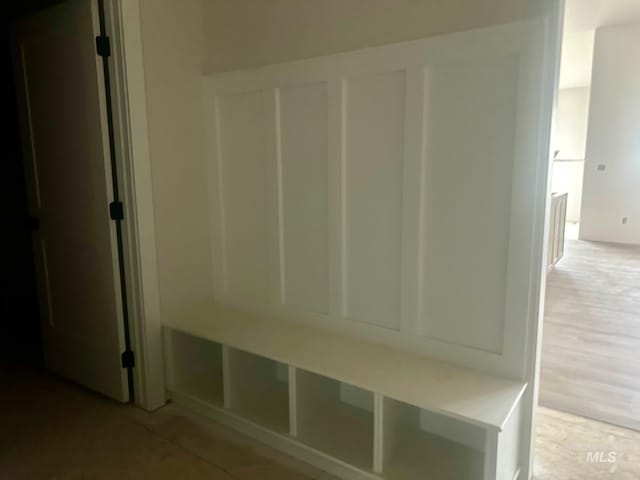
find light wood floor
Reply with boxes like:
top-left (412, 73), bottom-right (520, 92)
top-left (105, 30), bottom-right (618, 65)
top-left (539, 238), bottom-right (640, 430)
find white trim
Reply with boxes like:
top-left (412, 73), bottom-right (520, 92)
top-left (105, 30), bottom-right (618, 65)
top-left (164, 309), bottom-right (526, 432)
top-left (483, 429), bottom-right (499, 480)
top-left (104, 0), bottom-right (165, 410)
top-left (203, 20), bottom-right (554, 379)
top-left (521, 1), bottom-right (565, 479)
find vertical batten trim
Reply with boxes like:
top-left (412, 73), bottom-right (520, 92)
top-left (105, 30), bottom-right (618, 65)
top-left (273, 88), bottom-right (287, 305)
top-left (327, 77), bottom-right (345, 318)
top-left (416, 67), bottom-right (429, 336)
top-left (205, 87), bottom-right (222, 294)
top-left (213, 96), bottom-right (229, 291)
top-left (339, 79), bottom-right (349, 318)
top-left (264, 88), bottom-right (283, 304)
top-left (484, 429), bottom-right (499, 480)
top-left (399, 66), bottom-right (425, 334)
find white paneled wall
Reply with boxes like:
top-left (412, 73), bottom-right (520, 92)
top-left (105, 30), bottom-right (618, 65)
top-left (204, 21), bottom-right (545, 377)
top-left (215, 91), bottom-right (272, 302)
top-left (421, 55), bottom-right (518, 354)
top-left (278, 83), bottom-right (329, 314)
top-left (344, 71), bottom-right (405, 329)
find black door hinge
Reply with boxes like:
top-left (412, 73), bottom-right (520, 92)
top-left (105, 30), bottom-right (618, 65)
top-left (121, 350), bottom-right (135, 369)
top-left (96, 35), bottom-right (111, 57)
top-left (109, 201), bottom-right (124, 221)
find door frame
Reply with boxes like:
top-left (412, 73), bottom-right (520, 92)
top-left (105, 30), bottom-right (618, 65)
top-left (103, 0), bottom-right (165, 410)
top-left (522, 1), bottom-right (565, 479)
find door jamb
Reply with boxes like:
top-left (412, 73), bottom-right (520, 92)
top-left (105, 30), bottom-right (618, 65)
top-left (521, 1), bottom-right (565, 478)
top-left (103, 0), bottom-right (165, 410)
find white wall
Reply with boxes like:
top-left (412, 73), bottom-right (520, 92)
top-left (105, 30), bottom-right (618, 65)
top-left (138, 0), bottom-right (213, 324)
top-left (203, 0), bottom-right (538, 73)
top-left (581, 23), bottom-right (640, 244)
top-left (551, 87), bottom-right (590, 223)
top-left (551, 162), bottom-right (584, 223)
top-left (554, 87), bottom-right (590, 160)
top-left (558, 30), bottom-right (594, 89)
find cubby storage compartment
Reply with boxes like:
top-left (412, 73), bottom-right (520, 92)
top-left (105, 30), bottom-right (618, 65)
top-left (296, 369), bottom-right (374, 470)
top-left (383, 398), bottom-right (485, 479)
top-left (166, 330), bottom-right (224, 406)
top-left (163, 312), bottom-right (527, 480)
top-left (226, 348), bottom-right (290, 433)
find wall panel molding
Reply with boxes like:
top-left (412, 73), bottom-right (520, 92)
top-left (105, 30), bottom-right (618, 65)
top-left (203, 20), bottom-right (547, 378)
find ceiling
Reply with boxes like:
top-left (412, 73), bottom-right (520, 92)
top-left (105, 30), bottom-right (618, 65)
top-left (560, 0), bottom-right (640, 89)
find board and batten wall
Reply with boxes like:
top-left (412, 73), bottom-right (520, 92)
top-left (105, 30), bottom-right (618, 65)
top-left (135, 0), bottom-right (555, 375)
top-left (201, 12), bottom-right (561, 478)
top-left (580, 23), bottom-right (640, 245)
top-left (204, 20), bottom-right (551, 381)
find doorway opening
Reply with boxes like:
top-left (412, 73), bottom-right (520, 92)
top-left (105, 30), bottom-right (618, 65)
top-left (536, 1), bottom-right (640, 478)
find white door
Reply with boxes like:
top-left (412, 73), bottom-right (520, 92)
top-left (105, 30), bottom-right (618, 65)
top-left (11, 0), bottom-right (129, 402)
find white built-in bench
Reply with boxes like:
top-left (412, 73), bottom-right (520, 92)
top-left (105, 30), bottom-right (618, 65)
top-left (163, 302), bottom-right (526, 480)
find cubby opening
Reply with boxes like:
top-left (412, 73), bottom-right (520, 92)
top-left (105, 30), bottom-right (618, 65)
top-left (382, 398), bottom-right (485, 479)
top-left (296, 369), bottom-right (374, 470)
top-left (166, 330), bottom-right (224, 406)
top-left (226, 348), bottom-right (290, 433)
